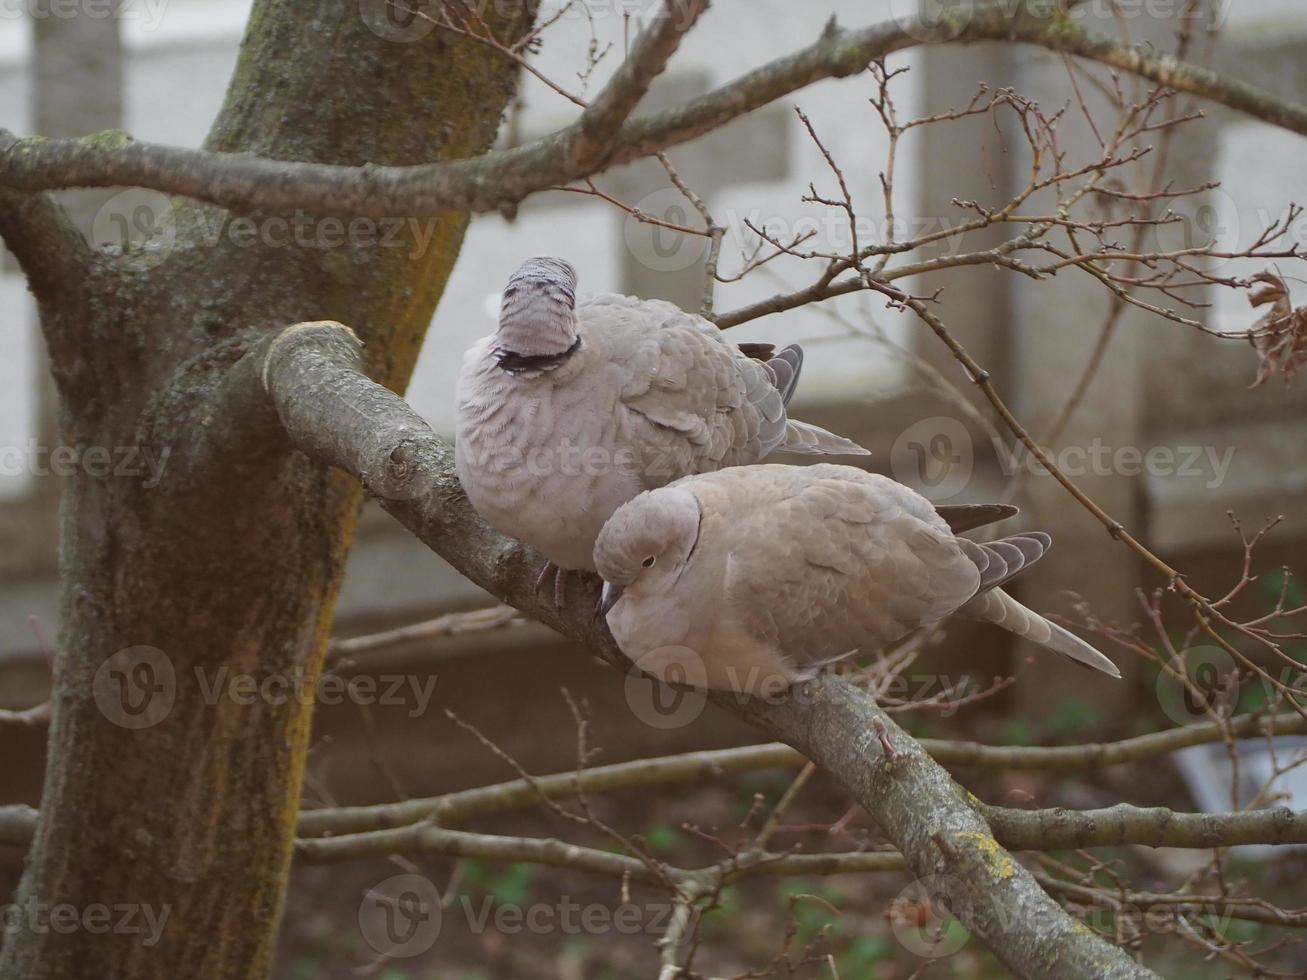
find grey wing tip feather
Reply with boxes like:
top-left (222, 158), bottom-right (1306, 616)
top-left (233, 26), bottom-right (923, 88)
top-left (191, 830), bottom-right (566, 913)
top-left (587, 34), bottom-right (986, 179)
top-left (935, 503), bottom-right (1020, 535)
top-left (737, 342), bottom-right (776, 361)
top-left (1007, 533), bottom-right (1051, 562)
top-left (781, 420), bottom-right (871, 456)
top-left (962, 533), bottom-right (1052, 593)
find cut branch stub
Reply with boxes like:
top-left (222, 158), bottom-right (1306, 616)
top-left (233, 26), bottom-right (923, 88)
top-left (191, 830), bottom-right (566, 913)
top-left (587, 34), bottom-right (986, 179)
top-left (258, 321), bottom-right (442, 500)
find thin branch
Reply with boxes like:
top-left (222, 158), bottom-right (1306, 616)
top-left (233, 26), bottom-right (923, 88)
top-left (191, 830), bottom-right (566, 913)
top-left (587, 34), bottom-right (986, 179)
top-left (326, 604), bottom-right (524, 663)
top-left (298, 823), bottom-right (657, 879)
top-left (1036, 873), bottom-right (1307, 929)
top-left (565, 0), bottom-right (711, 170)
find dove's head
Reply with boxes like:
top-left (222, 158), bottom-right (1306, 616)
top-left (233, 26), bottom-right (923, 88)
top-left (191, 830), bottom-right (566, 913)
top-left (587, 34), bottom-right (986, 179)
top-left (496, 256), bottom-right (579, 360)
top-left (595, 486), bottom-right (702, 618)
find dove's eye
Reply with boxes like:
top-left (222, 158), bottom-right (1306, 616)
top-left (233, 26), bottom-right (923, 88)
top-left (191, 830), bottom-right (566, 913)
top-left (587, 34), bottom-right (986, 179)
top-left (641, 555), bottom-right (657, 568)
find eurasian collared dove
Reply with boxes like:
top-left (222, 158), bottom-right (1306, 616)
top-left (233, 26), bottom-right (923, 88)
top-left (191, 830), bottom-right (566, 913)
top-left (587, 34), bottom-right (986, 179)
top-left (455, 257), bottom-right (869, 599)
top-left (594, 463), bottom-right (1120, 693)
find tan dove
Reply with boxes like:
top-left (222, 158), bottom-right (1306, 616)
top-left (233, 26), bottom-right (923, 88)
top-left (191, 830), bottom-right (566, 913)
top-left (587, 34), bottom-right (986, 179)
top-left (594, 463), bottom-right (1120, 693)
top-left (455, 257), bottom-right (869, 601)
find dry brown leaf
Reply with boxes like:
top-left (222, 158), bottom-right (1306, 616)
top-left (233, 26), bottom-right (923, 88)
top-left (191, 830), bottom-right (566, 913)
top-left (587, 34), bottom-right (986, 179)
top-left (1247, 270), bottom-right (1307, 387)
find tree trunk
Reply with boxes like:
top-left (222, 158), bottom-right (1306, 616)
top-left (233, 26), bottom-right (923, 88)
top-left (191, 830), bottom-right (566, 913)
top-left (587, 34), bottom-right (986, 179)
top-left (0, 2), bottom-right (537, 976)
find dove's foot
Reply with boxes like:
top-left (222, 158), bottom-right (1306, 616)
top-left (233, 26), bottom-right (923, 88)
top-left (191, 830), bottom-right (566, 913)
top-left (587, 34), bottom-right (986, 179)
top-left (534, 561), bottom-right (574, 611)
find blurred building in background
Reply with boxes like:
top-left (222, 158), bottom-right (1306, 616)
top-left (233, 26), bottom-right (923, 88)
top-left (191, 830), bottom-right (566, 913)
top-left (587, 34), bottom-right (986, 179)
top-left (1, 0), bottom-right (1306, 777)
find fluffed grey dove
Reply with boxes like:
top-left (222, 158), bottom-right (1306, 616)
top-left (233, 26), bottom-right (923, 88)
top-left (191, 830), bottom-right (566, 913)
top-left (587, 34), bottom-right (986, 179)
top-left (594, 463), bottom-right (1120, 693)
top-left (455, 257), bottom-right (869, 594)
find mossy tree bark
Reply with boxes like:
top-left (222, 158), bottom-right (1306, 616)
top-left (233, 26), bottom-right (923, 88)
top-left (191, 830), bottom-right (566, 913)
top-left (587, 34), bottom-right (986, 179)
top-left (0, 2), bottom-right (537, 977)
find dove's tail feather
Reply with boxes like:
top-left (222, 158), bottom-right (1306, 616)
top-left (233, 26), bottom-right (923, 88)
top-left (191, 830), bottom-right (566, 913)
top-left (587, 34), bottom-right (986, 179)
top-left (780, 420), bottom-right (871, 457)
top-left (768, 344), bottom-right (804, 406)
top-left (960, 588), bottom-right (1121, 678)
top-left (757, 342), bottom-right (867, 455)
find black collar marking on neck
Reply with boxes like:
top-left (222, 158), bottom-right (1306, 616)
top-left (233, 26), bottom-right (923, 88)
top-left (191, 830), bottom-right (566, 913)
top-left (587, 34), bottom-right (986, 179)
top-left (673, 508), bottom-right (705, 586)
top-left (495, 336), bottom-right (582, 375)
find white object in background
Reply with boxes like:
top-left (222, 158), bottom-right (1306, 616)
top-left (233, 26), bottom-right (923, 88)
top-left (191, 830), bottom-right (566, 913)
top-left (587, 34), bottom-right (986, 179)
top-left (0, 279), bottom-right (36, 502)
top-left (1175, 738), bottom-right (1307, 859)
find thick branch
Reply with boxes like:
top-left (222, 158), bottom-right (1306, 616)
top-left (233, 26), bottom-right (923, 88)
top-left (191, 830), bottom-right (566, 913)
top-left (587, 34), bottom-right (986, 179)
top-left (2, 4), bottom-right (1304, 217)
top-left (298, 824), bottom-right (657, 880)
top-left (0, 134), bottom-right (93, 308)
top-left (927, 708), bottom-right (1307, 770)
top-left (567, 0), bottom-right (710, 168)
top-left (297, 742), bottom-right (803, 837)
top-left (250, 320), bottom-right (1155, 980)
top-left (0, 703), bottom-right (52, 730)
top-left (985, 803), bottom-right (1307, 850)
top-left (296, 801), bottom-right (1307, 870)
top-left (297, 708), bottom-right (1307, 837)
top-left (3, 735), bottom-right (1301, 853)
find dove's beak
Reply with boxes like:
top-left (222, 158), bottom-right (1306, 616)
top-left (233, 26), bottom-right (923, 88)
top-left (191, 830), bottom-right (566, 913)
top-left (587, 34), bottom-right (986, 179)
top-left (597, 581), bottom-right (623, 620)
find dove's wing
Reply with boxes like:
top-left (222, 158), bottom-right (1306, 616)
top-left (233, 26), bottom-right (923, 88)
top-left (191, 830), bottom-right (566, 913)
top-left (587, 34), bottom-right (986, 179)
top-left (692, 465), bottom-right (983, 663)
top-left (935, 503), bottom-right (1019, 535)
top-left (579, 294), bottom-right (792, 487)
top-left (679, 465), bottom-right (1119, 679)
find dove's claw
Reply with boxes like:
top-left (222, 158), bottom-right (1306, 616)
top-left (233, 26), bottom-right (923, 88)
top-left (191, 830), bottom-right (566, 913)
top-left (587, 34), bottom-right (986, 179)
top-left (534, 561), bottom-right (572, 611)
top-left (534, 561), bottom-right (556, 597)
top-left (553, 567), bottom-right (568, 611)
